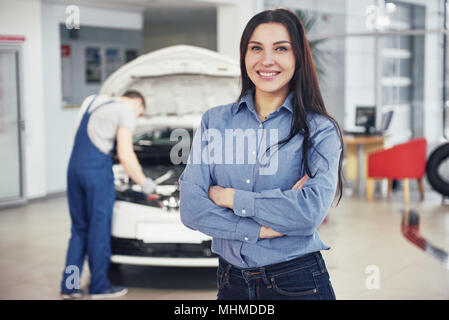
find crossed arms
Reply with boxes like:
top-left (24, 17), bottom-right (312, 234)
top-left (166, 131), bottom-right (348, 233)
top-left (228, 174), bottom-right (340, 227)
top-left (179, 114), bottom-right (341, 243)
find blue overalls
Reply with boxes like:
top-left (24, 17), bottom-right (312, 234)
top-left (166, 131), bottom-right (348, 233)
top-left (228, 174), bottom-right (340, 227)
top-left (61, 96), bottom-right (116, 294)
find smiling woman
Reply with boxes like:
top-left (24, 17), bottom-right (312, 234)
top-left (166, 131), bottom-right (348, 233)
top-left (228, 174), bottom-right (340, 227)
top-left (245, 23), bottom-right (296, 112)
top-left (179, 8), bottom-right (343, 300)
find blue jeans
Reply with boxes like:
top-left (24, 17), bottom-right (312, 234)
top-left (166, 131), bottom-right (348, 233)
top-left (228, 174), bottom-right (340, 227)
top-left (217, 251), bottom-right (336, 300)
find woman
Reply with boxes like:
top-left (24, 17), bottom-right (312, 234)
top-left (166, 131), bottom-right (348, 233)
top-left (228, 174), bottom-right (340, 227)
top-left (179, 8), bottom-right (343, 300)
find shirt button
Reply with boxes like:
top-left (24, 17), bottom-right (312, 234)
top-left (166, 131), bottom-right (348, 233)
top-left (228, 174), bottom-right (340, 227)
top-left (259, 124), bottom-right (263, 128)
top-left (246, 179), bottom-right (251, 184)
top-left (244, 237), bottom-right (249, 241)
top-left (252, 151), bottom-right (256, 155)
top-left (242, 209), bottom-right (246, 214)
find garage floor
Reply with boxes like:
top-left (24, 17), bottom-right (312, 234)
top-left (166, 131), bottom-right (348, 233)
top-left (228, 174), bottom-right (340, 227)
top-left (1, 188), bottom-right (448, 300)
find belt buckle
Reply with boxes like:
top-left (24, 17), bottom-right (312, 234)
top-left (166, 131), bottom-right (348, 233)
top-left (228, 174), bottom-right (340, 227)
top-left (243, 270), bottom-right (261, 278)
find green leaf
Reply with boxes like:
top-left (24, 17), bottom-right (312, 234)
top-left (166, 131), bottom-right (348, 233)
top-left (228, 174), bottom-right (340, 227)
top-left (295, 10), bottom-right (329, 79)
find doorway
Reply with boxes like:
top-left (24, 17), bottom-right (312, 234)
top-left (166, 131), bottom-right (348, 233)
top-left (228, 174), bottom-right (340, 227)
top-left (0, 44), bottom-right (25, 207)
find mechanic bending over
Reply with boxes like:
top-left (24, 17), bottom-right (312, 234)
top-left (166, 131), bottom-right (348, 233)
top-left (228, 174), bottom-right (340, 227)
top-left (60, 91), bottom-right (156, 299)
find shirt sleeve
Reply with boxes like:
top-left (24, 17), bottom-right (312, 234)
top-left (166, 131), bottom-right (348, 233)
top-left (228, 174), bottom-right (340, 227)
top-left (232, 118), bottom-right (342, 237)
top-left (118, 104), bottom-right (136, 132)
top-left (179, 111), bottom-right (261, 243)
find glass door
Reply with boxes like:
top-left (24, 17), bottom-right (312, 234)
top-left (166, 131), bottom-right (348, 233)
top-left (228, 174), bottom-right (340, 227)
top-left (0, 45), bottom-right (25, 207)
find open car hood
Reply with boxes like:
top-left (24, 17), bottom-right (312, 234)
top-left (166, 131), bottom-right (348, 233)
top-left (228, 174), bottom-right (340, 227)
top-left (100, 45), bottom-right (241, 116)
top-left (107, 45), bottom-right (241, 209)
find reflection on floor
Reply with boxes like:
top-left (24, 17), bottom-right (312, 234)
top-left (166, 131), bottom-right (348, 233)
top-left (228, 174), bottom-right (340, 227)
top-left (401, 208), bottom-right (449, 269)
top-left (0, 189), bottom-right (448, 300)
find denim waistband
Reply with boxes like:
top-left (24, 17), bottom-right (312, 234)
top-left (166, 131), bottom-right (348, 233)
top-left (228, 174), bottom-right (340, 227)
top-left (219, 251), bottom-right (326, 280)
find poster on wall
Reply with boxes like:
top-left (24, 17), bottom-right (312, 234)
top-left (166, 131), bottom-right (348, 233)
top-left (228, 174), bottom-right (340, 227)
top-left (105, 48), bottom-right (121, 78)
top-left (61, 44), bottom-right (72, 100)
top-left (85, 47), bottom-right (102, 83)
top-left (125, 49), bottom-right (138, 63)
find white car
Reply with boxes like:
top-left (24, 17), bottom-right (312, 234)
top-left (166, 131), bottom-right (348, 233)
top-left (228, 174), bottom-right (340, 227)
top-left (99, 45), bottom-right (240, 267)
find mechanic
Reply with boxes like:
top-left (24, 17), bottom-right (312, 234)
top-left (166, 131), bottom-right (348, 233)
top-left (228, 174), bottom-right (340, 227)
top-left (60, 91), bottom-right (156, 299)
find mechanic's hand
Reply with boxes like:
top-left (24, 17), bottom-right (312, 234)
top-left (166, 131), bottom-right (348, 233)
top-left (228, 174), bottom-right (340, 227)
top-left (146, 193), bottom-right (161, 201)
top-left (259, 226), bottom-right (284, 239)
top-left (142, 177), bottom-right (157, 195)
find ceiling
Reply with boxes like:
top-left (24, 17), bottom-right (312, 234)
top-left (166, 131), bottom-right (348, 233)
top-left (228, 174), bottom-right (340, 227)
top-left (44, 0), bottom-right (219, 21)
top-left (44, 0), bottom-right (221, 11)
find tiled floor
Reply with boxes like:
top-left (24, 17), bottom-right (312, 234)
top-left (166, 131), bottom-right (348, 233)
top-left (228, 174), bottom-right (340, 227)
top-left (0, 188), bottom-right (448, 300)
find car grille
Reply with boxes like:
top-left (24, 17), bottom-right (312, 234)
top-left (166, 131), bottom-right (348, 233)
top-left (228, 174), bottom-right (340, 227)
top-left (111, 237), bottom-right (217, 258)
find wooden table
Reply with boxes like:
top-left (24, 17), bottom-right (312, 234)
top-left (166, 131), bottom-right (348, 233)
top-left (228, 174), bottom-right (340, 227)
top-left (343, 135), bottom-right (386, 196)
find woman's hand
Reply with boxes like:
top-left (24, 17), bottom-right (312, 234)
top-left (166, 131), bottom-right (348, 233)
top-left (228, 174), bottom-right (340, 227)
top-left (292, 174), bottom-right (309, 190)
top-left (209, 174), bottom-right (308, 239)
top-left (259, 225), bottom-right (284, 239)
top-left (208, 186), bottom-right (235, 209)
top-left (258, 174), bottom-right (309, 239)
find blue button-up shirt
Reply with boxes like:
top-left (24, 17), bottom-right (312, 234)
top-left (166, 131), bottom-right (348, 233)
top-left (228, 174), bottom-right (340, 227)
top-left (179, 89), bottom-right (342, 268)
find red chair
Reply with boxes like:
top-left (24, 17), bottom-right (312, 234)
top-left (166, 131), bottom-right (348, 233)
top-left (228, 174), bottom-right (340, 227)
top-left (366, 138), bottom-right (427, 205)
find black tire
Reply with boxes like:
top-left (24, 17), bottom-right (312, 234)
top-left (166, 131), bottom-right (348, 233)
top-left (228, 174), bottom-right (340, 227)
top-left (426, 143), bottom-right (449, 197)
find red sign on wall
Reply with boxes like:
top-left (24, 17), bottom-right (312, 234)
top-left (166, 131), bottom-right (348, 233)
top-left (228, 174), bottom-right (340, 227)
top-left (61, 44), bottom-right (71, 57)
top-left (0, 35), bottom-right (25, 43)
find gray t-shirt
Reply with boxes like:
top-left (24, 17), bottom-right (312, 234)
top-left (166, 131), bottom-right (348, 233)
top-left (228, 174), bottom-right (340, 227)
top-left (75, 95), bottom-right (136, 154)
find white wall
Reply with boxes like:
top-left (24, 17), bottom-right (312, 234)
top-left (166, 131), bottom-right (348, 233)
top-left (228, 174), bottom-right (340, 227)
top-left (0, 0), bottom-right (46, 199)
top-left (41, 1), bottom-right (143, 195)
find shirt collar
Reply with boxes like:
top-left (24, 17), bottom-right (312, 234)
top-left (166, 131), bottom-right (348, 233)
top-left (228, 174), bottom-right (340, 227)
top-left (232, 89), bottom-right (295, 115)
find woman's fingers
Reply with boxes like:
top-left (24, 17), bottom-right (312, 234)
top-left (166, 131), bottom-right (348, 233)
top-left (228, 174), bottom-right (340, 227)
top-left (208, 186), bottom-right (218, 203)
top-left (208, 185), bottom-right (234, 208)
top-left (259, 226), bottom-right (284, 239)
top-left (292, 174), bottom-right (309, 190)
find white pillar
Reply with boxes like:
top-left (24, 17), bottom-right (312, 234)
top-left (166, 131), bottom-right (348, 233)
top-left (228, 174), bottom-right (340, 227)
top-left (217, 0), bottom-right (264, 60)
top-left (217, 4), bottom-right (240, 60)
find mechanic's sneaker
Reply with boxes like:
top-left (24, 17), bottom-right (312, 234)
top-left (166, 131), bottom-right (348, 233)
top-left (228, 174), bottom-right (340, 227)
top-left (60, 289), bottom-right (84, 300)
top-left (90, 286), bottom-right (128, 299)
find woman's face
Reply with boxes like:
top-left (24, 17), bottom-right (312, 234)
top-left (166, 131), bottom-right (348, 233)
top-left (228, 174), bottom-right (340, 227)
top-left (245, 22), bottom-right (296, 97)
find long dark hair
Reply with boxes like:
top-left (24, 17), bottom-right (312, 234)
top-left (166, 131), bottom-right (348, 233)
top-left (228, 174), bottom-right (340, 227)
top-left (238, 8), bottom-right (344, 205)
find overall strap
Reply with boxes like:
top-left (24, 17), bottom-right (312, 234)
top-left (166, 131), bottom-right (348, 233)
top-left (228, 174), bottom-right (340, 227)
top-left (85, 95), bottom-right (98, 113)
top-left (89, 99), bottom-right (116, 114)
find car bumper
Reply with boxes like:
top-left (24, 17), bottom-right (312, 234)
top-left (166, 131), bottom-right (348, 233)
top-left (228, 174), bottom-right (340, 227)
top-left (112, 200), bottom-right (211, 243)
top-left (112, 200), bottom-right (217, 267)
top-left (111, 255), bottom-right (218, 267)
top-left (111, 237), bottom-right (218, 267)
